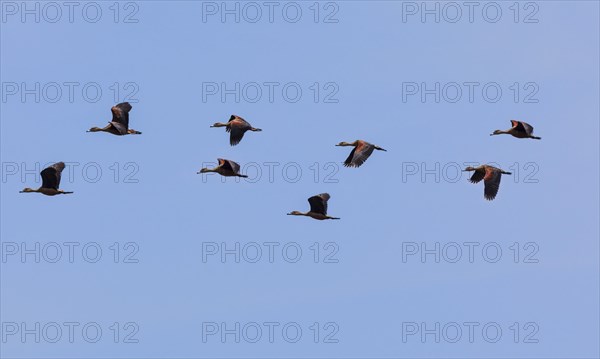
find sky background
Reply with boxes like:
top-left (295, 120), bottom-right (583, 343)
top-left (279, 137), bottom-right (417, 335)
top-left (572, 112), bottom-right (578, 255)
top-left (1, 1), bottom-right (599, 358)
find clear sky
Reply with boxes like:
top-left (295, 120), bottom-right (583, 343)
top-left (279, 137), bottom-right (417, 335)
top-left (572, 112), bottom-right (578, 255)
top-left (1, 1), bottom-right (599, 358)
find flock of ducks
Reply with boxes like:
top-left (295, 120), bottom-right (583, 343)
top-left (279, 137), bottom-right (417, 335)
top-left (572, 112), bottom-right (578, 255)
top-left (20, 103), bottom-right (542, 219)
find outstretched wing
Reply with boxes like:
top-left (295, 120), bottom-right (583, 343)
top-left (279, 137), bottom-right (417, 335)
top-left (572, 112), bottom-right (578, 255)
top-left (520, 121), bottom-right (534, 135)
top-left (511, 120), bottom-right (530, 134)
top-left (225, 160), bottom-right (241, 174)
top-left (469, 167), bottom-right (486, 184)
top-left (308, 193), bottom-right (330, 215)
top-left (40, 162), bottom-right (65, 190)
top-left (111, 102), bottom-right (132, 129)
top-left (343, 147), bottom-right (358, 167)
top-left (344, 142), bottom-right (375, 168)
top-left (228, 120), bottom-right (249, 146)
top-left (483, 168), bottom-right (502, 200)
top-left (229, 128), bottom-right (246, 146)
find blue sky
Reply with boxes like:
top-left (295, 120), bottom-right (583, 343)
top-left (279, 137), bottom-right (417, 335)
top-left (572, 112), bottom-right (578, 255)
top-left (1, 1), bottom-right (599, 358)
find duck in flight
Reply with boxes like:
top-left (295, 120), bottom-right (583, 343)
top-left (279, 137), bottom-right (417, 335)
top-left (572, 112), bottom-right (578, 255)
top-left (463, 165), bottom-right (512, 201)
top-left (20, 162), bottom-right (73, 196)
top-left (490, 120), bottom-right (540, 140)
top-left (336, 140), bottom-right (387, 168)
top-left (210, 115), bottom-right (262, 146)
top-left (287, 193), bottom-right (340, 220)
top-left (87, 102), bottom-right (142, 135)
top-left (198, 158), bottom-right (248, 178)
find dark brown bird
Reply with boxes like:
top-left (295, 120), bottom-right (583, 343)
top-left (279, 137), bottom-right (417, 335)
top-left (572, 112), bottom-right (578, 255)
top-left (287, 193), bottom-right (340, 220)
top-left (210, 115), bottom-right (262, 146)
top-left (87, 102), bottom-right (142, 135)
top-left (336, 140), bottom-right (386, 168)
top-left (463, 165), bottom-right (512, 201)
top-left (20, 162), bottom-right (73, 196)
top-left (198, 158), bottom-right (248, 178)
top-left (491, 120), bottom-right (540, 139)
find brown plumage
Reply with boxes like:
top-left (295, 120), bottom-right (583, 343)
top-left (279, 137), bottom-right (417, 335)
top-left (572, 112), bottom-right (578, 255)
top-left (198, 158), bottom-right (248, 178)
top-left (210, 115), bottom-right (262, 146)
top-left (287, 193), bottom-right (340, 220)
top-left (87, 102), bottom-right (142, 135)
top-left (20, 162), bottom-right (73, 196)
top-left (463, 165), bottom-right (512, 201)
top-left (336, 140), bottom-right (387, 168)
top-left (491, 120), bottom-right (540, 140)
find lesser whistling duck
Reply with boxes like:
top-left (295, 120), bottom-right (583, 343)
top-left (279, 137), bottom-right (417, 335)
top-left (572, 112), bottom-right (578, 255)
top-left (463, 165), bottom-right (512, 201)
top-left (198, 158), bottom-right (248, 178)
top-left (287, 193), bottom-right (340, 220)
top-left (87, 102), bottom-right (142, 136)
top-left (491, 120), bottom-right (540, 140)
top-left (336, 140), bottom-right (386, 168)
top-left (211, 115), bottom-right (262, 146)
top-left (20, 162), bottom-right (73, 196)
